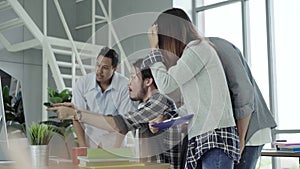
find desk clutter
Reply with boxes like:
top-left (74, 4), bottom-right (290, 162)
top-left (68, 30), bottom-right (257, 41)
top-left (75, 147), bottom-right (142, 168)
top-left (272, 141), bottom-right (300, 152)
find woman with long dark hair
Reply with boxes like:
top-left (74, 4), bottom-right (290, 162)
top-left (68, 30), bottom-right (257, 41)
top-left (143, 8), bottom-right (240, 169)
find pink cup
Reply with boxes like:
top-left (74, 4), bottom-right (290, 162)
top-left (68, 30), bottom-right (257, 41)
top-left (72, 147), bottom-right (87, 165)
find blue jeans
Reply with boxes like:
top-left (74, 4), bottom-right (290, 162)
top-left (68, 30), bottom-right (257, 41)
top-left (234, 145), bottom-right (264, 169)
top-left (195, 148), bottom-right (234, 169)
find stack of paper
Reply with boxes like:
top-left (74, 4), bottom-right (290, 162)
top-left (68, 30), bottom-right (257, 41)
top-left (77, 156), bottom-right (144, 168)
top-left (87, 147), bottom-right (134, 159)
top-left (77, 148), bottom-right (143, 168)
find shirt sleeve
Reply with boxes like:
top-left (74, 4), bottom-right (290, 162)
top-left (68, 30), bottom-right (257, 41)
top-left (71, 78), bottom-right (87, 110)
top-left (147, 43), bottom-right (209, 94)
top-left (113, 115), bottom-right (129, 135)
top-left (209, 37), bottom-right (255, 120)
top-left (166, 127), bottom-right (181, 169)
top-left (113, 97), bottom-right (182, 168)
top-left (141, 49), bottom-right (165, 69)
top-left (117, 94), bottom-right (172, 131)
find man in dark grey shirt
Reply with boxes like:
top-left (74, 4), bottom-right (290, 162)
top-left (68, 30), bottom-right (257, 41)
top-left (208, 37), bottom-right (277, 169)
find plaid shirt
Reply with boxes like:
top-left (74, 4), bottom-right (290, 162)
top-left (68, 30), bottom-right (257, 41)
top-left (142, 49), bottom-right (240, 168)
top-left (141, 49), bottom-right (163, 69)
top-left (185, 127), bottom-right (240, 169)
top-left (114, 93), bottom-right (181, 169)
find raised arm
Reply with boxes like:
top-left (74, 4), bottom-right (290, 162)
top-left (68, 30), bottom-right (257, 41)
top-left (143, 43), bottom-right (210, 94)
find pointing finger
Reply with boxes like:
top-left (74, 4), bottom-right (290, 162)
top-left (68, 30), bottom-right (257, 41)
top-left (47, 107), bottom-right (58, 111)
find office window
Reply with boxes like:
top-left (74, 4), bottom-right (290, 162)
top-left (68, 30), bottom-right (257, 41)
top-left (249, 0), bottom-right (269, 105)
top-left (197, 2), bottom-right (243, 51)
top-left (196, 0), bottom-right (229, 7)
top-left (192, 0), bottom-right (300, 167)
top-left (274, 0), bottom-right (300, 130)
top-left (173, 0), bottom-right (192, 19)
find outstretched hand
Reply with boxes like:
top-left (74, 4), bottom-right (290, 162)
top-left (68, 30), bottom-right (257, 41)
top-left (52, 102), bottom-right (76, 108)
top-left (46, 102), bottom-right (76, 120)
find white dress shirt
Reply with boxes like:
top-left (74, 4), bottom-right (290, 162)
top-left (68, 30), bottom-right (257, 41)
top-left (72, 72), bottom-right (134, 148)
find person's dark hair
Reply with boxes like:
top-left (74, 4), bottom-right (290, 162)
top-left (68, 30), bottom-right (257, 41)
top-left (155, 8), bottom-right (202, 58)
top-left (133, 59), bottom-right (158, 89)
top-left (97, 47), bottom-right (119, 67)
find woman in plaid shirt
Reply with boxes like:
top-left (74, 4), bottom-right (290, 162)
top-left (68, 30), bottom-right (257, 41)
top-left (144, 8), bottom-right (240, 169)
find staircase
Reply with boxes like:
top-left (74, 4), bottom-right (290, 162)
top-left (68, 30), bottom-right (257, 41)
top-left (2, 0), bottom-right (103, 89)
top-left (0, 0), bottom-right (105, 119)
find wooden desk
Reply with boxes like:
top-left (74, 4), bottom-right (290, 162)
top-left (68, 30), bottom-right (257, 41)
top-left (0, 161), bottom-right (170, 169)
top-left (261, 149), bottom-right (300, 164)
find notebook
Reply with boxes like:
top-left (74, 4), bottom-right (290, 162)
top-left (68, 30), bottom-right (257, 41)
top-left (151, 113), bottom-right (194, 130)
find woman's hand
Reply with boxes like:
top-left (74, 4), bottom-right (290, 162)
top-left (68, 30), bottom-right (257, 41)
top-left (148, 24), bottom-right (158, 49)
top-left (239, 139), bottom-right (245, 154)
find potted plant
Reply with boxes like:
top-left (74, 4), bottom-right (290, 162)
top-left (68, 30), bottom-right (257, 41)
top-left (44, 87), bottom-right (72, 106)
top-left (28, 122), bottom-right (55, 167)
top-left (42, 87), bottom-right (74, 159)
top-left (41, 119), bottom-right (74, 159)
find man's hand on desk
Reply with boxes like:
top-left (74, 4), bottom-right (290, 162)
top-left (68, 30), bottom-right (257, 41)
top-left (47, 102), bottom-right (77, 120)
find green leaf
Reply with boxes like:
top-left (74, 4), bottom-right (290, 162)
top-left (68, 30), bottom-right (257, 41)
top-left (2, 85), bottom-right (11, 103)
top-left (28, 122), bottom-right (54, 145)
top-left (47, 88), bottom-right (58, 98)
top-left (58, 89), bottom-right (71, 102)
top-left (50, 97), bottom-right (63, 104)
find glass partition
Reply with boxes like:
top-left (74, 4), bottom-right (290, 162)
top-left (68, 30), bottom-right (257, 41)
top-left (0, 70), bottom-right (25, 138)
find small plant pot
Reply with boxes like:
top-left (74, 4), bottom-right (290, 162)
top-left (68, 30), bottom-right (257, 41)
top-left (30, 145), bottom-right (49, 167)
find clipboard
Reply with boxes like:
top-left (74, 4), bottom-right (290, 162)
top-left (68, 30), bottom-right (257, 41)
top-left (151, 114), bottom-right (194, 130)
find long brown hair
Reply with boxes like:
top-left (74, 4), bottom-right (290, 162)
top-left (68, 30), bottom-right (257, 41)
top-left (155, 8), bottom-right (203, 58)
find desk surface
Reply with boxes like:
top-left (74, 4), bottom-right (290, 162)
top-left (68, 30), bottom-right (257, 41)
top-left (0, 161), bottom-right (170, 169)
top-left (261, 149), bottom-right (300, 157)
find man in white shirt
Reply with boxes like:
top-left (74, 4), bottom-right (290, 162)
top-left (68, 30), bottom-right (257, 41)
top-left (72, 47), bottom-right (134, 148)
